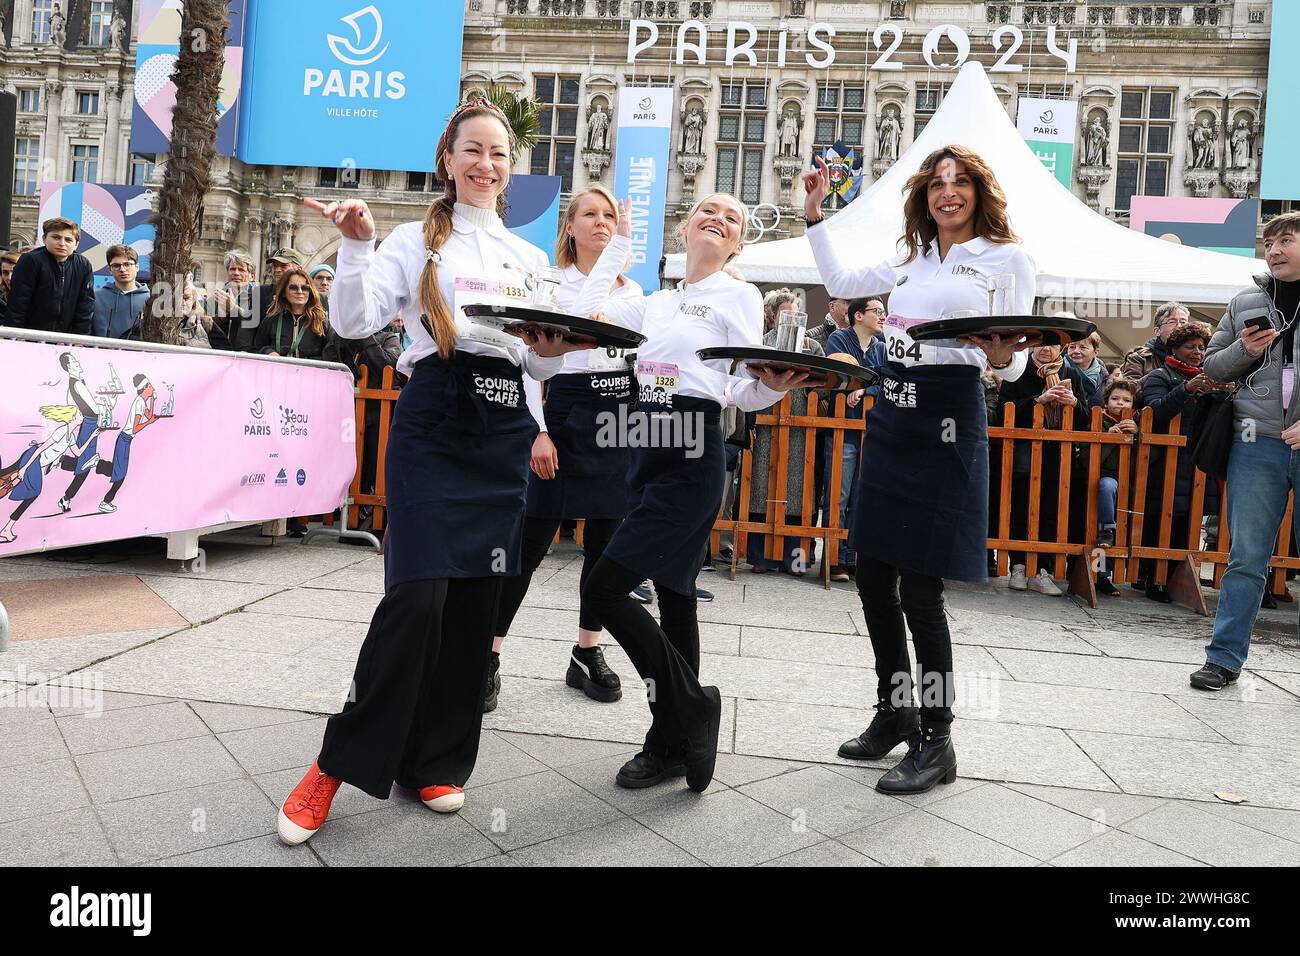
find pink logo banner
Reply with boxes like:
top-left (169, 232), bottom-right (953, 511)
top-left (0, 338), bottom-right (356, 556)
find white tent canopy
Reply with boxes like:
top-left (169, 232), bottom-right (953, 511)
top-left (664, 62), bottom-right (1264, 307)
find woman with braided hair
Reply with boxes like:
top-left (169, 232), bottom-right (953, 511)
top-left (277, 99), bottom-right (589, 846)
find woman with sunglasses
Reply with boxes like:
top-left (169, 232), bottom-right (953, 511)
top-left (253, 267), bottom-right (330, 360)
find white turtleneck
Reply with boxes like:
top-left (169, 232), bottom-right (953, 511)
top-left (332, 202), bottom-right (563, 380)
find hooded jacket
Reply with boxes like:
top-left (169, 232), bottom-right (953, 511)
top-left (92, 283), bottom-right (150, 339)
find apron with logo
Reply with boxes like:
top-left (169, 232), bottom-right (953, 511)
top-left (602, 394), bottom-right (724, 596)
top-left (852, 362), bottom-right (989, 582)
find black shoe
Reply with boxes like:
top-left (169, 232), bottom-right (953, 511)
top-left (719, 544), bottom-right (734, 562)
top-left (1190, 660), bottom-right (1240, 691)
top-left (287, 520), bottom-right (308, 539)
top-left (684, 686), bottom-right (722, 793)
top-left (875, 722), bottom-right (958, 795)
top-left (630, 582), bottom-right (653, 604)
top-left (1144, 583), bottom-right (1173, 604)
top-left (1096, 575), bottom-right (1121, 597)
top-left (1098, 527), bottom-right (1116, 547)
top-left (482, 652), bottom-right (501, 713)
top-left (838, 701), bottom-right (921, 761)
top-left (1130, 579), bottom-right (1147, 591)
top-left (615, 750), bottom-right (686, 789)
top-left (695, 586), bottom-right (714, 603)
top-left (566, 645), bottom-right (622, 703)
top-left (1261, 591), bottom-right (1278, 610)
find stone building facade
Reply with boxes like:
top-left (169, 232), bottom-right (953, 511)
top-left (2, 0), bottom-right (1291, 281)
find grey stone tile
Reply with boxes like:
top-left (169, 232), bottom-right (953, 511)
top-left (636, 789), bottom-right (821, 866)
top-left (464, 852), bottom-right (519, 866)
top-left (1070, 730), bottom-right (1300, 811)
top-left (0, 562), bottom-right (101, 583)
top-left (697, 600), bottom-right (857, 634)
top-left (762, 840), bottom-right (879, 867)
top-left (138, 575), bottom-right (284, 625)
top-left (0, 706), bottom-right (68, 770)
top-left (190, 701), bottom-right (320, 734)
top-left (0, 807), bottom-right (117, 866)
top-left (701, 653), bottom-right (872, 710)
top-left (504, 605), bottom-right (740, 657)
top-left (308, 800), bottom-right (502, 866)
top-left (218, 718), bottom-right (329, 775)
top-left (555, 752), bottom-right (728, 815)
top-left (925, 783), bottom-right (1104, 860)
top-left (739, 766), bottom-right (910, 838)
top-left (469, 732), bottom-right (550, 787)
top-left (1172, 696), bottom-right (1300, 749)
top-left (147, 834), bottom-right (322, 867)
top-left (1073, 627), bottom-right (1300, 673)
top-left (840, 809), bottom-right (1037, 866)
top-left (1250, 669), bottom-right (1300, 699)
top-left (949, 608), bottom-right (1103, 654)
top-left (166, 611), bottom-right (338, 656)
top-left (96, 778), bottom-right (280, 864)
top-left (460, 770), bottom-right (624, 851)
top-left (253, 764), bottom-right (395, 821)
top-left (1195, 801), bottom-right (1300, 845)
top-left (301, 556), bottom-right (386, 594)
top-left (710, 752), bottom-right (809, 788)
top-left (0, 757), bottom-right (90, 824)
top-left (1120, 802), bottom-right (1300, 866)
top-left (56, 700), bottom-right (211, 756)
top-left (941, 586), bottom-right (1097, 627)
top-left (1049, 830), bottom-right (1206, 867)
top-left (1004, 783), bottom-right (1168, 828)
top-left (244, 587), bottom-right (381, 624)
top-left (49, 690), bottom-right (176, 718)
top-left (0, 627), bottom-right (181, 677)
top-left (491, 731), bottom-right (635, 769)
top-left (508, 817), bottom-right (703, 867)
top-left (75, 735), bottom-right (244, 804)
top-left (197, 546), bottom-right (375, 588)
top-left (825, 764), bottom-right (987, 807)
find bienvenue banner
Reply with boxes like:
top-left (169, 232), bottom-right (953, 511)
top-left (614, 87), bottom-right (674, 291)
top-left (1016, 96), bottom-right (1078, 190)
top-left (0, 339), bottom-right (355, 557)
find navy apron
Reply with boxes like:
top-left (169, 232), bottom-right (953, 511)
top-left (384, 352), bottom-right (538, 590)
top-left (525, 369), bottom-right (632, 520)
top-left (852, 363), bottom-right (989, 582)
top-left (602, 394), bottom-right (724, 596)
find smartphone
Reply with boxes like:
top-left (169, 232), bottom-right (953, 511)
top-left (1244, 315), bottom-right (1273, 334)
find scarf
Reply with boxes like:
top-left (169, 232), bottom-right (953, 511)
top-left (1165, 355), bottom-right (1202, 379)
top-left (1035, 353), bottom-right (1065, 427)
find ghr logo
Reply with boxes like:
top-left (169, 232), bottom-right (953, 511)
top-left (328, 5), bottom-right (389, 66)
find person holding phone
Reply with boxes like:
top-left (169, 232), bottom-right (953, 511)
top-left (802, 144), bottom-right (1037, 794)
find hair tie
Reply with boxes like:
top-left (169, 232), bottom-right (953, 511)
top-left (426, 249), bottom-right (441, 264)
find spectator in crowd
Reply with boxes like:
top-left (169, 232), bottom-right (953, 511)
top-left (823, 296), bottom-right (888, 580)
top-left (807, 295), bottom-right (850, 350)
top-left (1138, 322), bottom-right (1226, 604)
top-left (256, 248), bottom-right (307, 324)
top-left (253, 267), bottom-right (331, 360)
top-left (1122, 300), bottom-right (1189, 381)
top-left (0, 250), bottom-right (19, 324)
top-left (205, 248), bottom-right (260, 350)
top-left (747, 289), bottom-right (823, 575)
top-left (390, 313), bottom-right (412, 352)
top-left (175, 275), bottom-right (229, 349)
top-left (1065, 328), bottom-right (1107, 408)
top-left (1091, 377), bottom-right (1141, 596)
top-left (91, 245), bottom-right (149, 339)
top-left (3, 217), bottom-right (94, 334)
top-left (310, 264), bottom-right (335, 300)
top-left (1000, 342), bottom-right (1087, 595)
top-left (808, 295), bottom-right (851, 530)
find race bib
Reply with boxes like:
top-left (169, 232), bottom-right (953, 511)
top-left (588, 345), bottom-right (631, 372)
top-left (637, 359), bottom-right (679, 407)
top-left (884, 313), bottom-right (927, 367)
top-left (1284, 363), bottom-right (1295, 410)
top-left (454, 275), bottom-right (531, 350)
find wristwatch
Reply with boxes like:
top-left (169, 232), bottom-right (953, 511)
top-left (804, 215), bottom-right (824, 228)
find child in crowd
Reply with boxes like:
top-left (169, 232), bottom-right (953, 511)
top-left (1094, 377), bottom-right (1140, 596)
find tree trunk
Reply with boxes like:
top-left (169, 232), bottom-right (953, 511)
top-left (140, 0), bottom-right (227, 344)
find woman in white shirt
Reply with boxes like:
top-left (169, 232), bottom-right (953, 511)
top-left (277, 99), bottom-right (586, 846)
top-left (803, 145), bottom-right (1037, 795)
top-left (581, 193), bottom-right (808, 794)
top-left (490, 185), bottom-right (642, 710)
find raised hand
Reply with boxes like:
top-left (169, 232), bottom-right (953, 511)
top-left (617, 199), bottom-right (633, 240)
top-left (304, 197), bottom-right (376, 241)
top-left (801, 156), bottom-right (831, 221)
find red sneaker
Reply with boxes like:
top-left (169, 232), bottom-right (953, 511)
top-left (278, 759), bottom-right (343, 845)
top-left (419, 784), bottom-right (465, 813)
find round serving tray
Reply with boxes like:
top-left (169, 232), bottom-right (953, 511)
top-left (462, 303), bottom-right (646, 349)
top-left (696, 346), bottom-right (880, 391)
top-left (906, 314), bottom-right (1096, 346)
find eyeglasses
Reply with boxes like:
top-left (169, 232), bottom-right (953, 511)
top-left (286, 285), bottom-right (311, 293)
top-left (864, 307), bottom-right (886, 316)
top-left (109, 261), bottom-right (135, 269)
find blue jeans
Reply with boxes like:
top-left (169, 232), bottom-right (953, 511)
top-left (1207, 436), bottom-right (1300, 672)
top-left (1097, 476), bottom-right (1118, 529)
top-left (838, 437), bottom-right (860, 566)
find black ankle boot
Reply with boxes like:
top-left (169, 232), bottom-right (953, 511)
top-left (875, 721), bottom-right (957, 795)
top-left (838, 701), bottom-right (921, 760)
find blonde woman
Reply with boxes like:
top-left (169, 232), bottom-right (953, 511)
top-left (0, 405), bottom-right (99, 543)
top-left (490, 185), bottom-right (643, 709)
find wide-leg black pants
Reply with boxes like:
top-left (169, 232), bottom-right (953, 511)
top-left (495, 516), bottom-right (622, 636)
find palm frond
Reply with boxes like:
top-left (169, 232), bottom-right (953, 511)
top-left (482, 84), bottom-right (540, 163)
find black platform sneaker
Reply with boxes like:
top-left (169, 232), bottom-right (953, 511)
top-left (566, 645), bottom-right (622, 702)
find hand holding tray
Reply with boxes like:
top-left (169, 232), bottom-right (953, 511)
top-left (696, 346), bottom-right (880, 391)
top-left (462, 303), bottom-right (647, 350)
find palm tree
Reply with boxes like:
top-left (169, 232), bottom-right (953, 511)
top-left (480, 84), bottom-right (539, 164)
top-left (140, 0), bottom-right (228, 344)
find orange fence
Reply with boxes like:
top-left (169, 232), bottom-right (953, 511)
top-left (343, 370), bottom-right (1299, 614)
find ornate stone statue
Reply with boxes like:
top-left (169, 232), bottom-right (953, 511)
top-left (681, 105), bottom-right (704, 155)
top-left (1083, 115), bottom-right (1109, 167)
top-left (1190, 117), bottom-right (1218, 170)
top-left (110, 9), bottom-right (128, 50)
top-left (586, 103), bottom-right (610, 152)
top-left (876, 107), bottom-right (901, 163)
top-left (1230, 118), bottom-right (1254, 170)
top-left (778, 108), bottom-right (800, 158)
top-left (49, 2), bottom-right (67, 48)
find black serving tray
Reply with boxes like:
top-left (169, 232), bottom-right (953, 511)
top-left (696, 346), bottom-right (880, 391)
top-left (462, 303), bottom-right (646, 349)
top-left (906, 314), bottom-right (1096, 346)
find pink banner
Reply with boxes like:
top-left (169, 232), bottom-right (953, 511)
top-left (0, 338), bottom-right (356, 556)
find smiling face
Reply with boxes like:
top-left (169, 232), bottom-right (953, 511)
top-left (443, 114), bottom-right (512, 210)
top-left (567, 192), bottom-right (619, 259)
top-left (1067, 339), bottom-right (1097, 368)
top-left (682, 194), bottom-right (746, 265)
top-left (927, 158), bottom-right (978, 237)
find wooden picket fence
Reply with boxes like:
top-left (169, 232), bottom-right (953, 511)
top-left (342, 369), bottom-right (1300, 614)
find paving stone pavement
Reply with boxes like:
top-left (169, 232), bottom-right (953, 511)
top-left (2, 532), bottom-right (1299, 867)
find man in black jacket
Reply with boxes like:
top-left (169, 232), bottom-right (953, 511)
top-left (4, 217), bottom-right (95, 335)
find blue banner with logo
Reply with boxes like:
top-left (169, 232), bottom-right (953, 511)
top-left (505, 175), bottom-right (562, 255)
top-left (236, 0), bottom-right (464, 171)
top-left (613, 87), bottom-right (674, 291)
top-left (1262, 3), bottom-right (1300, 200)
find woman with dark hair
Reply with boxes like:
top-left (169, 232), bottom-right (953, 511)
top-left (803, 144), bottom-right (1037, 793)
top-left (253, 267), bottom-right (331, 360)
top-left (276, 99), bottom-right (585, 845)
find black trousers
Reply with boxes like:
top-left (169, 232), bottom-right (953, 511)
top-left (318, 576), bottom-right (501, 799)
top-left (495, 516), bottom-right (621, 636)
top-left (583, 556), bottom-right (706, 757)
top-left (855, 555), bottom-right (954, 725)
